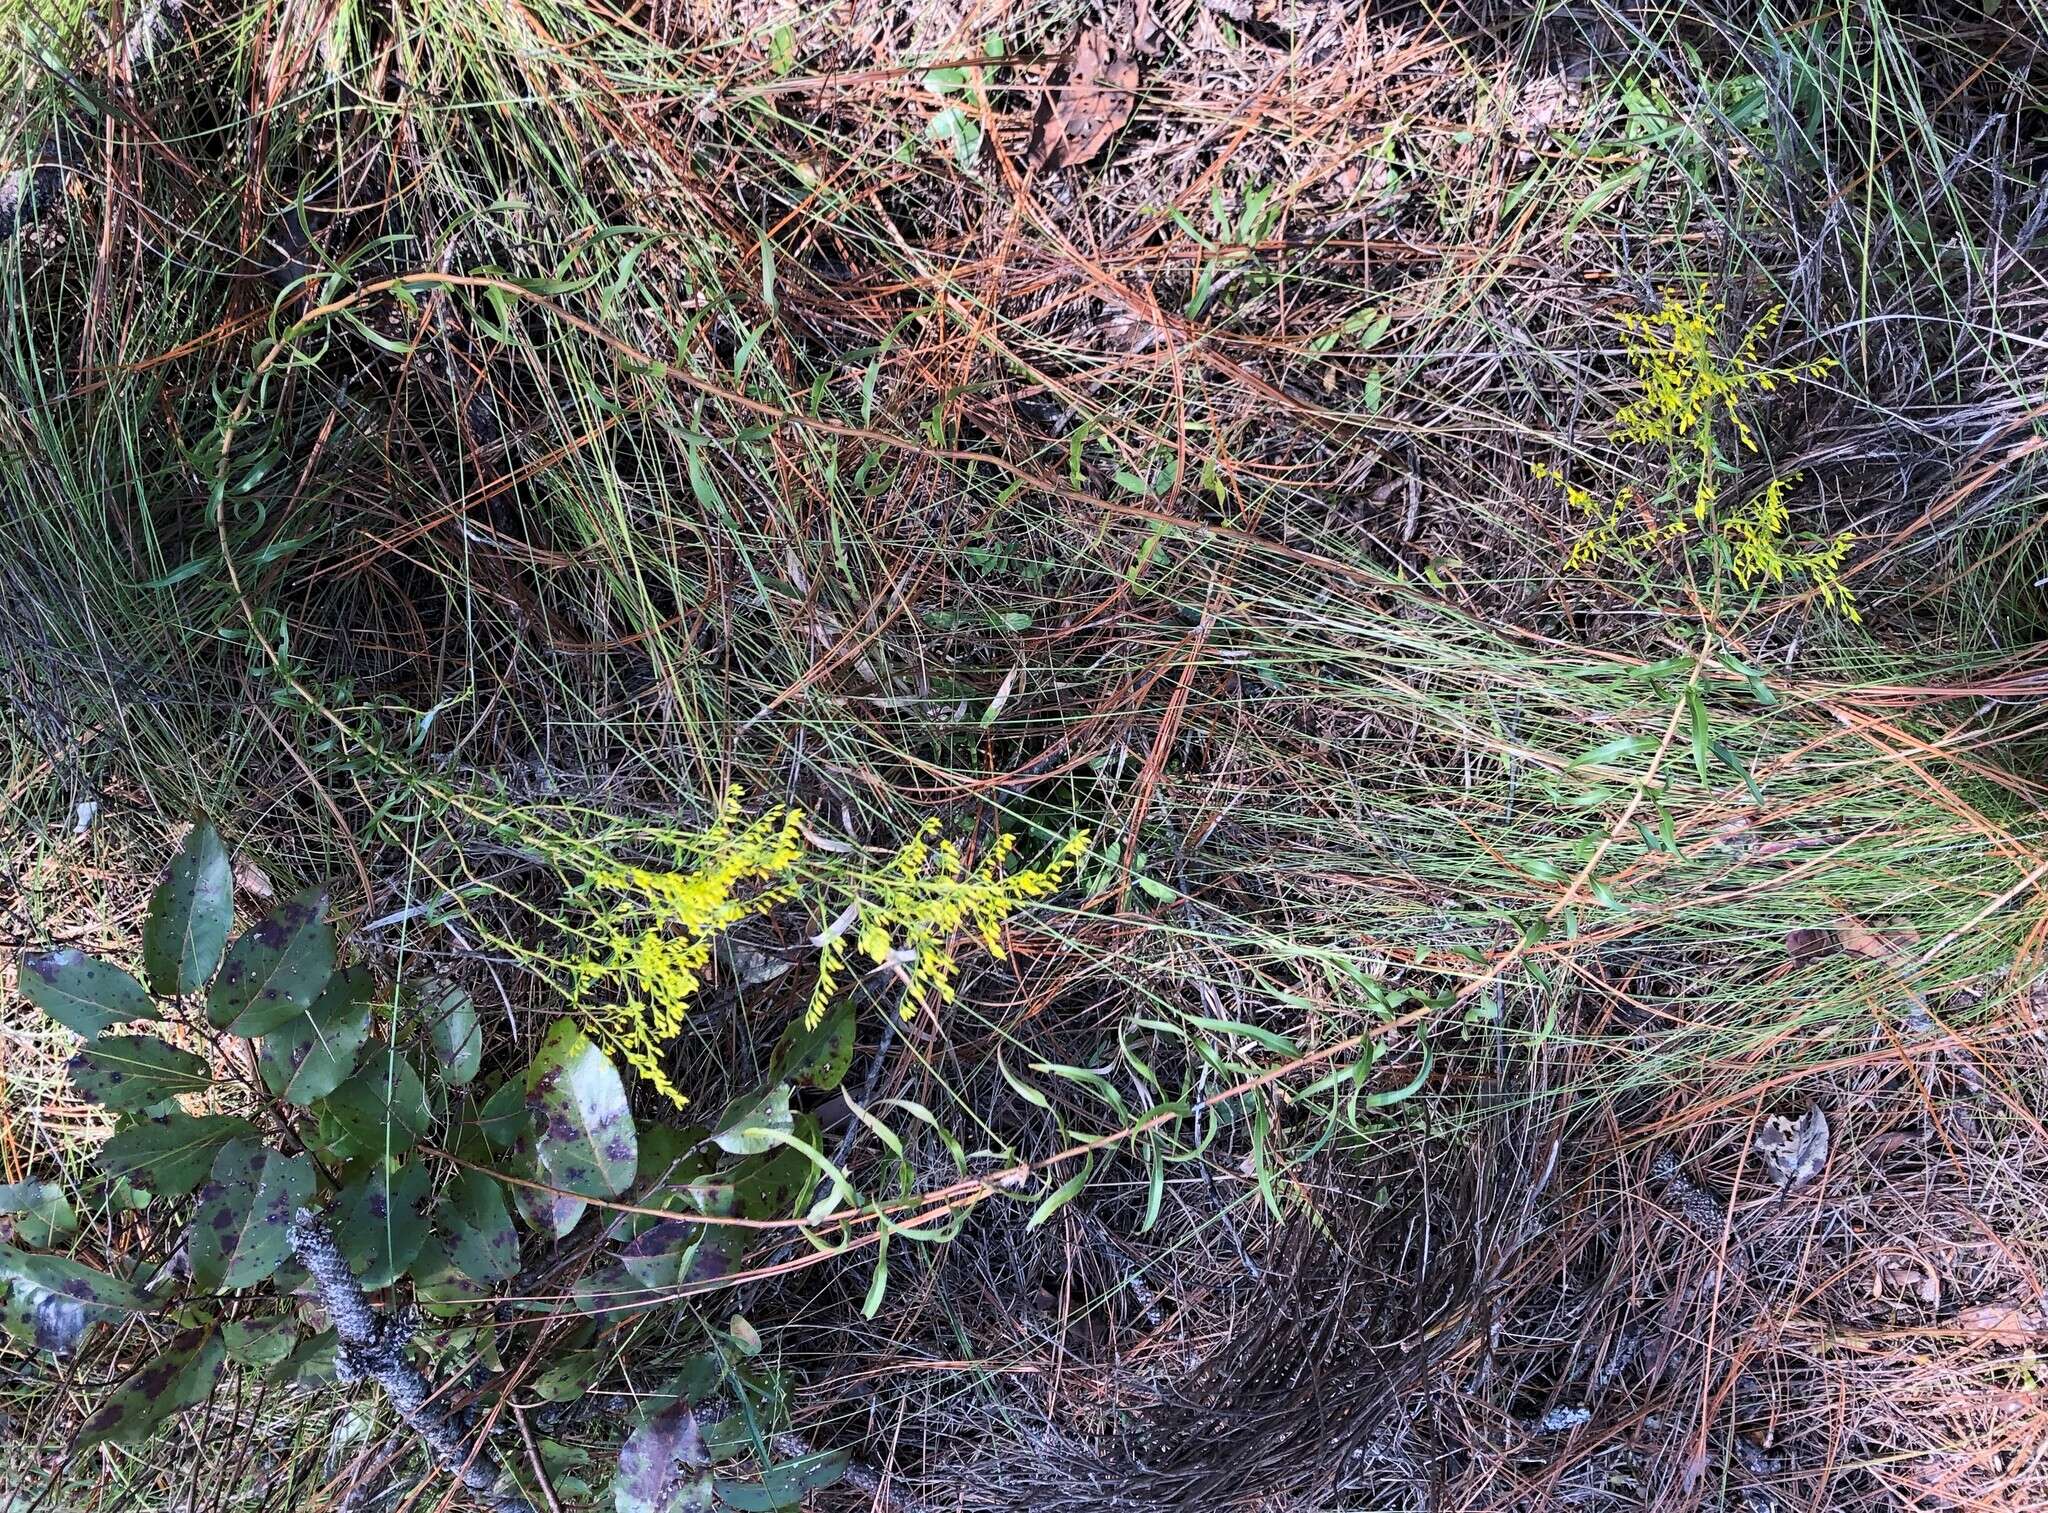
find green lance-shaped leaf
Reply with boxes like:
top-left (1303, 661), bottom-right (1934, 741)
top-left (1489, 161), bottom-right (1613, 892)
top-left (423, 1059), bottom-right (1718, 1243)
top-left (189, 1140), bottom-right (314, 1290)
top-left (76, 1325), bottom-right (227, 1448)
top-left (615, 1398), bottom-right (713, 1513)
top-left (208, 887), bottom-right (336, 1036)
top-left (319, 1050), bottom-right (435, 1155)
top-left (258, 964), bottom-right (374, 1105)
top-left (68, 1035), bottom-right (211, 1110)
top-left (436, 1169), bottom-right (521, 1283)
top-left (16, 949), bottom-right (155, 1038)
top-left (526, 1019), bottom-right (637, 1198)
top-left (415, 976), bottom-right (482, 1087)
top-left (99, 1112), bottom-right (258, 1197)
top-left (143, 821), bottom-right (234, 996)
top-left (334, 1159), bottom-right (432, 1288)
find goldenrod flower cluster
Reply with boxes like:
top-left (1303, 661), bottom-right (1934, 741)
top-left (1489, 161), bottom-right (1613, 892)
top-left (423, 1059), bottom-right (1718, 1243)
top-left (547, 792), bottom-right (1089, 1106)
top-left (806, 823), bottom-right (1091, 1029)
top-left (569, 791), bottom-right (803, 1107)
top-left (1535, 286), bottom-right (1855, 619)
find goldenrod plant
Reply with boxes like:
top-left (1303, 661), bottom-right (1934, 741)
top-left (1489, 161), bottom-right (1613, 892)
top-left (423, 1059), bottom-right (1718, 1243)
top-left (1536, 287), bottom-right (1855, 618)
top-left (494, 793), bottom-right (1089, 1108)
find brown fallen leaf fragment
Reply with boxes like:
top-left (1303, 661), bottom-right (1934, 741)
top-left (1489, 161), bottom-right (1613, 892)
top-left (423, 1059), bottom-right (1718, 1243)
top-left (1028, 27), bottom-right (1140, 172)
top-left (1951, 1303), bottom-right (2040, 1344)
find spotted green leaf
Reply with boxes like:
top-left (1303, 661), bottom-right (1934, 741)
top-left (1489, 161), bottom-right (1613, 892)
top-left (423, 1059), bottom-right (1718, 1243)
top-left (223, 1317), bottom-right (297, 1369)
top-left (533, 1348), bottom-right (600, 1403)
top-left (0, 1181), bottom-right (76, 1248)
top-left (507, 1123), bottom-right (585, 1239)
top-left (68, 1035), bottom-right (210, 1110)
top-left (319, 1051), bottom-right (434, 1155)
top-left (258, 964), bottom-right (374, 1105)
top-left (335, 1160), bottom-right (432, 1288)
top-left (16, 949), bottom-right (155, 1038)
top-left (77, 1325), bottom-right (226, 1447)
top-left (189, 1140), bottom-right (314, 1291)
top-left (526, 1019), bottom-right (636, 1198)
top-left (615, 1398), bottom-right (712, 1513)
top-left (767, 997), bottom-right (854, 1092)
top-left (98, 1112), bottom-right (258, 1197)
top-left (143, 821), bottom-right (234, 996)
top-left (1, 1273), bottom-right (90, 1354)
top-left (437, 1170), bottom-right (520, 1283)
top-left (208, 888), bottom-right (336, 1036)
top-left (416, 976), bottom-right (482, 1087)
top-left (0, 1244), bottom-right (152, 1320)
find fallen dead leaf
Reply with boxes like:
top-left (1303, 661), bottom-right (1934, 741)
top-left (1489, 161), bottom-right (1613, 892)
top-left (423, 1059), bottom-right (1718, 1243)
top-left (1951, 1303), bottom-right (2039, 1344)
top-left (1837, 915), bottom-right (1918, 960)
top-left (1872, 1253), bottom-right (1941, 1308)
top-left (1028, 28), bottom-right (1140, 172)
top-left (1753, 1105), bottom-right (1829, 1194)
top-left (234, 857), bottom-right (276, 901)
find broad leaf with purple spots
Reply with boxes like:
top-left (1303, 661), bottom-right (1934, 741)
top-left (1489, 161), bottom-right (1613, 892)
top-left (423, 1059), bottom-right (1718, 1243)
top-left (188, 1139), bottom-right (314, 1290)
top-left (208, 887), bottom-right (336, 1036)
top-left (98, 1112), bottom-right (258, 1197)
top-left (76, 1325), bottom-right (226, 1447)
top-left (68, 1035), bottom-right (211, 1110)
top-left (526, 1019), bottom-right (637, 1199)
top-left (614, 1398), bottom-right (712, 1513)
top-left (17, 948), bottom-right (156, 1038)
top-left (143, 821), bottom-right (233, 996)
top-left (257, 963), bottom-right (374, 1105)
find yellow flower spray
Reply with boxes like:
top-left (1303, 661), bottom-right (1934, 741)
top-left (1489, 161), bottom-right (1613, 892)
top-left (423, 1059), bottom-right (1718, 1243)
top-left (1536, 285), bottom-right (1855, 619)
top-left (521, 792), bottom-right (1089, 1107)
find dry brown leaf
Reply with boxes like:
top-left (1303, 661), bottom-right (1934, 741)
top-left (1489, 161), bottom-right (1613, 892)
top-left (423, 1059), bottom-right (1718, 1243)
top-left (1836, 915), bottom-right (1918, 960)
top-left (1028, 28), bottom-right (1140, 172)
top-left (1872, 1254), bottom-right (1941, 1308)
top-left (1952, 1303), bottom-right (2039, 1344)
top-left (1753, 1105), bottom-right (1830, 1194)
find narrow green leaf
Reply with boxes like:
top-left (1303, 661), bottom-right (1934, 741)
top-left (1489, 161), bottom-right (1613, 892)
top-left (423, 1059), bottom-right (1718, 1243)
top-left (17, 949), bottom-right (155, 1037)
top-left (208, 888), bottom-right (336, 1035)
top-left (1567, 732), bottom-right (1659, 769)
top-left (526, 1020), bottom-right (637, 1198)
top-left (1686, 685), bottom-right (1712, 785)
top-left (1025, 1158), bottom-right (1093, 1231)
top-left (68, 1036), bottom-right (210, 1110)
top-left (189, 1140), bottom-right (313, 1290)
top-left (144, 822), bottom-right (234, 995)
